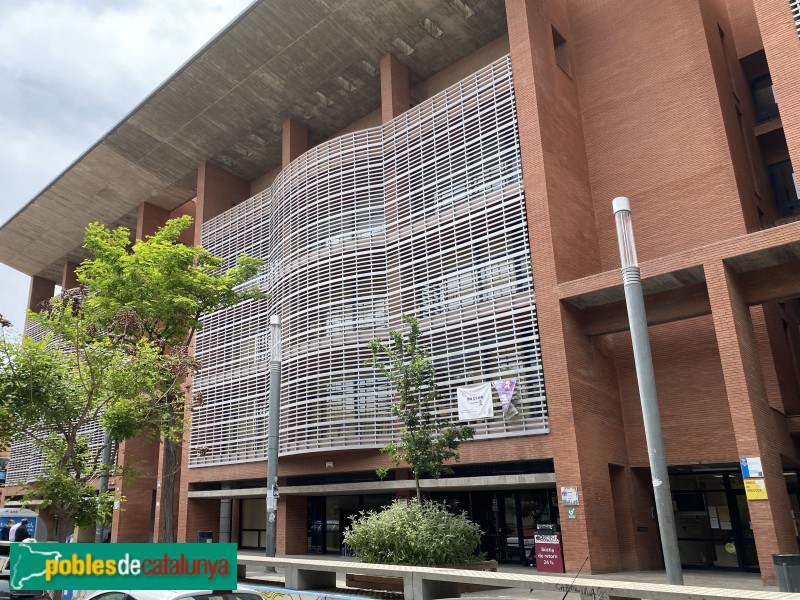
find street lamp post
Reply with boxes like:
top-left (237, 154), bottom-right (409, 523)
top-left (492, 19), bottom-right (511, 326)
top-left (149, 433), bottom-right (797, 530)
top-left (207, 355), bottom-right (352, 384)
top-left (265, 315), bottom-right (281, 558)
top-left (613, 197), bottom-right (683, 586)
top-left (94, 429), bottom-right (112, 543)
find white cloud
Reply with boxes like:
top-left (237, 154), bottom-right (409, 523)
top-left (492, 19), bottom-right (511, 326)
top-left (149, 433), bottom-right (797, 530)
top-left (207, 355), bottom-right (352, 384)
top-left (0, 0), bottom-right (253, 332)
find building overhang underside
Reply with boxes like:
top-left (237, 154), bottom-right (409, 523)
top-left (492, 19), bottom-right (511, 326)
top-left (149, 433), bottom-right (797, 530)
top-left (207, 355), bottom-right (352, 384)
top-left (561, 220), bottom-right (800, 439)
top-left (0, 0), bottom-right (507, 283)
top-left (561, 220), bottom-right (800, 336)
top-left (187, 473), bottom-right (557, 499)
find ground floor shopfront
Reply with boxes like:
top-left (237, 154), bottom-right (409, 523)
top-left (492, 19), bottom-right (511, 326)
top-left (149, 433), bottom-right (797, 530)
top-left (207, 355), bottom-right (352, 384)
top-left (229, 464), bottom-right (800, 572)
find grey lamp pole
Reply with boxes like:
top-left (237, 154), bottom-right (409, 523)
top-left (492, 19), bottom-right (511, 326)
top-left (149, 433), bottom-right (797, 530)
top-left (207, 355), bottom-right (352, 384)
top-left (265, 314), bottom-right (281, 558)
top-left (613, 197), bottom-right (683, 586)
top-left (94, 429), bottom-right (112, 543)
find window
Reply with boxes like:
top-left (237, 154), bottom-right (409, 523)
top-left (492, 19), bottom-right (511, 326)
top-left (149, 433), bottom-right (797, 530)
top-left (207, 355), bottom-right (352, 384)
top-left (751, 75), bottom-right (779, 122)
top-left (552, 26), bottom-right (570, 76)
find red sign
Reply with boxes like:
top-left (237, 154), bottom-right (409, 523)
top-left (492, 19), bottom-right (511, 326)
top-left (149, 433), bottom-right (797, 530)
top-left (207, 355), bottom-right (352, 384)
top-left (534, 533), bottom-right (565, 573)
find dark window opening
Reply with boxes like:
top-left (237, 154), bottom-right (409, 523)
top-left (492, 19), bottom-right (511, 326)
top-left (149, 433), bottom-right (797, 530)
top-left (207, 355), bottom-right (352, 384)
top-left (552, 26), bottom-right (570, 76)
top-left (769, 160), bottom-right (800, 217)
top-left (751, 75), bottom-right (779, 123)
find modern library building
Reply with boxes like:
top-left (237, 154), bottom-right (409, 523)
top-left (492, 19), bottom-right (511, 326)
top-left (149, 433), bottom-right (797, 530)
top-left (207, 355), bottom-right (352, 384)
top-left (1, 0), bottom-right (800, 584)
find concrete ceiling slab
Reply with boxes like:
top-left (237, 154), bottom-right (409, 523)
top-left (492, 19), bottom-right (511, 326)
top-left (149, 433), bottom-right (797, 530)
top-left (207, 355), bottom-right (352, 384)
top-left (0, 0), bottom-right (508, 281)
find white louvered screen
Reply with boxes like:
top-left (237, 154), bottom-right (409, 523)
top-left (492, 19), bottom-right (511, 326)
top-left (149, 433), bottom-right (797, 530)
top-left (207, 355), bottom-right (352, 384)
top-left (6, 321), bottom-right (105, 485)
top-left (792, 0), bottom-right (800, 38)
top-left (191, 54), bottom-right (548, 467)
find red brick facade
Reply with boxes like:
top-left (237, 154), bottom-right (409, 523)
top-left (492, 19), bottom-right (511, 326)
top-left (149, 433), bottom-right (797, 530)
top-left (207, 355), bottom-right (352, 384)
top-left (6, 0), bottom-right (799, 587)
top-left (138, 0), bottom-right (800, 584)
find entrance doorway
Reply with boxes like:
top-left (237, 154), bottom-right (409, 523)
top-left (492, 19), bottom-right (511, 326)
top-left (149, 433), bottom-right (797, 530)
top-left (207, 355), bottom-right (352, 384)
top-left (429, 489), bottom-right (558, 564)
top-left (670, 471), bottom-right (758, 571)
top-left (307, 494), bottom-right (395, 554)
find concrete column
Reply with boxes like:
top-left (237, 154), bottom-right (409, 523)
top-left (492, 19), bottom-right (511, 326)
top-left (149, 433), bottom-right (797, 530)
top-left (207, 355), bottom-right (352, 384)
top-left (380, 53), bottom-right (410, 123)
top-left (61, 262), bottom-right (79, 291)
top-left (27, 276), bottom-right (55, 315)
top-left (111, 436), bottom-right (159, 542)
top-left (195, 161), bottom-right (250, 244)
top-left (282, 119), bottom-right (308, 169)
top-left (609, 465), bottom-right (663, 571)
top-left (136, 202), bottom-right (170, 241)
top-left (505, 0), bottom-right (623, 574)
top-left (177, 497), bottom-right (219, 544)
top-left (171, 199), bottom-right (197, 246)
top-left (175, 394), bottom-right (194, 544)
top-left (705, 260), bottom-right (798, 584)
top-left (219, 484), bottom-right (232, 543)
top-left (277, 495), bottom-right (308, 555)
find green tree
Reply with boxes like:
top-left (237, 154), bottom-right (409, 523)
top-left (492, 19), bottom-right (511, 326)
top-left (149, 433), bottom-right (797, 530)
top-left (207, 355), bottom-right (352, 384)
top-left (0, 292), bottom-right (174, 542)
top-left (0, 215), bottom-right (263, 543)
top-left (368, 315), bottom-right (474, 502)
top-left (75, 215), bottom-right (265, 542)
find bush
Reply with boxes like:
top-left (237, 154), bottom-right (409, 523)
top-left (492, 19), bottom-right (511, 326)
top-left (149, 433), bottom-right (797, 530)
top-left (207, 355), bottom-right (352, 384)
top-left (343, 499), bottom-right (484, 566)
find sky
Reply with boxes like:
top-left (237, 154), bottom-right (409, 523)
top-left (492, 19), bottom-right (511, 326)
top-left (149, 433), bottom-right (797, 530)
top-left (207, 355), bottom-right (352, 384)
top-left (0, 0), bottom-right (254, 333)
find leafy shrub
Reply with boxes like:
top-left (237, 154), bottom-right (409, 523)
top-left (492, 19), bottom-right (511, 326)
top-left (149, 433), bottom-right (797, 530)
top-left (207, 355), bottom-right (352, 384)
top-left (343, 499), bottom-right (484, 566)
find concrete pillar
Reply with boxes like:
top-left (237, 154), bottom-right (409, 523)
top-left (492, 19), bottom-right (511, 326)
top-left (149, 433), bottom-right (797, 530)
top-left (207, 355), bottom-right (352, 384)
top-left (219, 484), bottom-right (232, 543)
top-left (61, 262), bottom-right (79, 291)
top-left (195, 162), bottom-right (250, 245)
top-left (27, 276), bottom-right (55, 314)
top-left (609, 465), bottom-right (662, 571)
top-left (282, 118), bottom-right (308, 168)
top-left (380, 53), bottom-right (410, 123)
top-left (171, 199), bottom-right (197, 246)
top-left (175, 394), bottom-right (197, 544)
top-left (136, 202), bottom-right (170, 241)
top-left (277, 495), bottom-right (308, 555)
top-left (111, 436), bottom-right (159, 542)
top-left (505, 0), bottom-right (622, 574)
top-left (177, 498), bottom-right (220, 544)
top-left (705, 260), bottom-right (798, 584)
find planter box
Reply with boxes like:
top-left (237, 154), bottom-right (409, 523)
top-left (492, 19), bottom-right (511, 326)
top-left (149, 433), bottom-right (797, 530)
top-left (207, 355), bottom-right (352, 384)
top-left (345, 560), bottom-right (499, 593)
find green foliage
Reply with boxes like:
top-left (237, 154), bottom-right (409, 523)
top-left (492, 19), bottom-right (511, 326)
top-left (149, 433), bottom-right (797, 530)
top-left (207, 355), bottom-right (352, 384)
top-left (0, 292), bottom-right (168, 536)
top-left (75, 216), bottom-right (265, 541)
top-left (27, 435), bottom-right (118, 530)
top-left (367, 315), bottom-right (474, 500)
top-left (343, 499), bottom-right (484, 566)
top-left (78, 215), bottom-right (264, 348)
top-left (0, 215), bottom-right (265, 539)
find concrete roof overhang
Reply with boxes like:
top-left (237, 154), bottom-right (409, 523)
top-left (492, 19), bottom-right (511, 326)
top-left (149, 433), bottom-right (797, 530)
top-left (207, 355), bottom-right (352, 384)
top-left (0, 0), bottom-right (508, 283)
top-left (561, 220), bottom-right (800, 337)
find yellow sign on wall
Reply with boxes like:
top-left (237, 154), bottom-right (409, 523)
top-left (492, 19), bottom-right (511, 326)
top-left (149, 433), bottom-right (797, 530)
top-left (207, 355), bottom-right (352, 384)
top-left (744, 478), bottom-right (768, 500)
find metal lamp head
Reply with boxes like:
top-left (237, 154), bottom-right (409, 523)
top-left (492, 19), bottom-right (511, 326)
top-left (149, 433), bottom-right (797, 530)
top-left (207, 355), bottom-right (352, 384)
top-left (269, 315), bottom-right (281, 361)
top-left (612, 196), bottom-right (638, 269)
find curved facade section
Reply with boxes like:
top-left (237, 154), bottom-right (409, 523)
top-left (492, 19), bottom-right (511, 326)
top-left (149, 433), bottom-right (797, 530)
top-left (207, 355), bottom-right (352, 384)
top-left (269, 129), bottom-right (390, 455)
top-left (190, 55), bottom-right (547, 467)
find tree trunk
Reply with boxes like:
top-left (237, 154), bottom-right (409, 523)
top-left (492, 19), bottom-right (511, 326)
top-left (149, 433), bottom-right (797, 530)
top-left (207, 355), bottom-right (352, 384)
top-left (415, 475), bottom-right (421, 503)
top-left (160, 437), bottom-right (177, 542)
top-left (53, 506), bottom-right (72, 543)
top-left (50, 508), bottom-right (71, 600)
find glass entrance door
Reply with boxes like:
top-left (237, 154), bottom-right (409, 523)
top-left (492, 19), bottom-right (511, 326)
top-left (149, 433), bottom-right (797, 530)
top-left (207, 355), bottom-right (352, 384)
top-left (429, 488), bottom-right (557, 564)
top-left (670, 471), bottom-right (758, 571)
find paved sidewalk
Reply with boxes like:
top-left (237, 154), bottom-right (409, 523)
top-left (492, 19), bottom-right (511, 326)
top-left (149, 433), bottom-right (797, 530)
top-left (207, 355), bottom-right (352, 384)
top-left (237, 551), bottom-right (781, 597)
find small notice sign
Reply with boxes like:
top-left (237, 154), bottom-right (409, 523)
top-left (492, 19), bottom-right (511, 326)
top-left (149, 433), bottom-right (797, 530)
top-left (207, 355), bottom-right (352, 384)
top-left (534, 534), bottom-right (565, 573)
top-left (740, 457), bottom-right (764, 478)
top-left (567, 507), bottom-right (576, 519)
top-left (744, 478), bottom-right (768, 500)
top-left (561, 486), bottom-right (579, 506)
